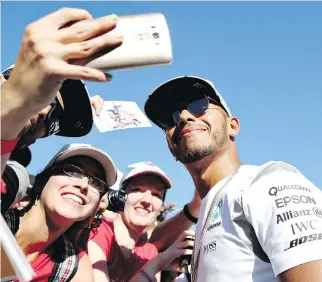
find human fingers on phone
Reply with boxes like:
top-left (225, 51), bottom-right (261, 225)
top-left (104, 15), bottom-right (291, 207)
top-left (58, 14), bottom-right (119, 44)
top-left (48, 59), bottom-right (106, 82)
top-left (29, 8), bottom-right (92, 33)
top-left (62, 31), bottom-right (123, 61)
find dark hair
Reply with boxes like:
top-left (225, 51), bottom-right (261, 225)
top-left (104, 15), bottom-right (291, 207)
top-left (9, 147), bottom-right (32, 167)
top-left (21, 166), bottom-right (55, 214)
top-left (31, 168), bottom-right (53, 196)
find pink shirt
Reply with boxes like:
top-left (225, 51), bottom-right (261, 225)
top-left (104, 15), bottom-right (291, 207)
top-left (13, 248), bottom-right (85, 282)
top-left (90, 219), bottom-right (158, 281)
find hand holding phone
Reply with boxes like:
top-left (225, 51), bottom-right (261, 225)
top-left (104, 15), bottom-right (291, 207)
top-left (85, 13), bottom-right (173, 72)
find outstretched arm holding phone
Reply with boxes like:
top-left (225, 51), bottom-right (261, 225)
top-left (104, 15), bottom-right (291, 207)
top-left (1, 7), bottom-right (123, 174)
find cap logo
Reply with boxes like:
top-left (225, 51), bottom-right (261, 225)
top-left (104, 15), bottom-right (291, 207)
top-left (49, 120), bottom-right (60, 135)
top-left (192, 83), bottom-right (206, 89)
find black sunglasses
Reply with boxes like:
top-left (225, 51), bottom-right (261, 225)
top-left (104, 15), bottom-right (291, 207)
top-left (51, 163), bottom-right (108, 195)
top-left (3, 67), bottom-right (63, 137)
top-left (157, 96), bottom-right (226, 130)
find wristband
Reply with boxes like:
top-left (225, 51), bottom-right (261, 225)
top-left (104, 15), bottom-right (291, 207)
top-left (1, 179), bottom-right (8, 194)
top-left (1, 137), bottom-right (19, 155)
top-left (138, 269), bottom-right (153, 282)
top-left (183, 204), bottom-right (198, 224)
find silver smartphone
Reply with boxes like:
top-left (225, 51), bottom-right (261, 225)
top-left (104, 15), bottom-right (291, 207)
top-left (85, 13), bottom-right (173, 72)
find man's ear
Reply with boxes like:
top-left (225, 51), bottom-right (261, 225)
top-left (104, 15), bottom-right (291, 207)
top-left (229, 116), bottom-right (240, 139)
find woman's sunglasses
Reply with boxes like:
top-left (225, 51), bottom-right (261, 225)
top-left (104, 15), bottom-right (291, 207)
top-left (158, 96), bottom-right (227, 130)
top-left (51, 163), bottom-right (108, 195)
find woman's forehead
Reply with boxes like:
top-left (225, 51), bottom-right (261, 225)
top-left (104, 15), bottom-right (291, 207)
top-left (127, 174), bottom-right (166, 191)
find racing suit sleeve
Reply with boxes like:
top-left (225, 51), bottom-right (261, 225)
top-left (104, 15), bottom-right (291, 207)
top-left (242, 163), bottom-right (322, 276)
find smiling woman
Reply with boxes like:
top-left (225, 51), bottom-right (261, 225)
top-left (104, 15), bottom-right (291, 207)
top-left (1, 143), bottom-right (118, 282)
top-left (88, 161), bottom-right (172, 282)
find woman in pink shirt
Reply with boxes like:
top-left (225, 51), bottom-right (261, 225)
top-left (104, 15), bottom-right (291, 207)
top-left (2, 143), bottom-right (118, 282)
top-left (89, 161), bottom-right (173, 281)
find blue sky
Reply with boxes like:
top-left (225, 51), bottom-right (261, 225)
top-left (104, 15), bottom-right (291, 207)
top-left (2, 1), bottom-right (321, 208)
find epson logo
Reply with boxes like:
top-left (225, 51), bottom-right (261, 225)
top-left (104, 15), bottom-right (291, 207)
top-left (275, 195), bottom-right (316, 209)
top-left (203, 241), bottom-right (217, 254)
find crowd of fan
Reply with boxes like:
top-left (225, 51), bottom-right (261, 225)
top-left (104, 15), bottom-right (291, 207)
top-left (2, 6), bottom-right (322, 282)
top-left (1, 7), bottom-right (199, 282)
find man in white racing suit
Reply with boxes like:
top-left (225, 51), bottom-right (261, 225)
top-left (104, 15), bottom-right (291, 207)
top-left (144, 76), bottom-right (322, 282)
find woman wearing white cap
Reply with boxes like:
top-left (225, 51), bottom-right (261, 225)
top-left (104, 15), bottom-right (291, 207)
top-left (2, 143), bottom-right (118, 282)
top-left (88, 161), bottom-right (180, 282)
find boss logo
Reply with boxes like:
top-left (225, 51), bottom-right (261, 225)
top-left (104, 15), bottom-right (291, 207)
top-left (203, 241), bottom-right (217, 254)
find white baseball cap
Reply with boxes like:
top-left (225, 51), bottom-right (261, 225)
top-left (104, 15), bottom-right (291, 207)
top-left (45, 143), bottom-right (118, 187)
top-left (120, 161), bottom-right (172, 189)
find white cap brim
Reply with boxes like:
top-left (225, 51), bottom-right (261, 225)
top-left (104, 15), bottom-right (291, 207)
top-left (45, 144), bottom-right (118, 187)
top-left (120, 162), bottom-right (172, 189)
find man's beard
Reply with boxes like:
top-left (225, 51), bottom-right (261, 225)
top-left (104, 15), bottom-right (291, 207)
top-left (177, 124), bottom-right (229, 164)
